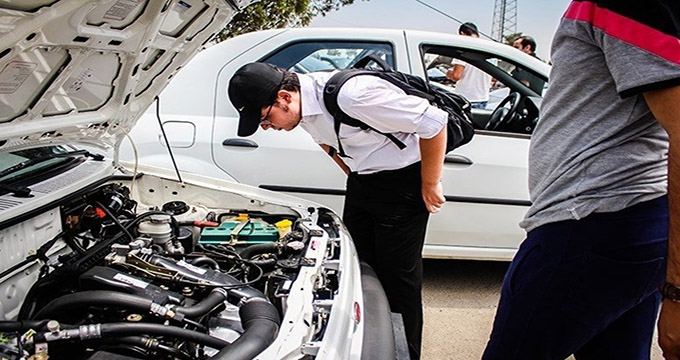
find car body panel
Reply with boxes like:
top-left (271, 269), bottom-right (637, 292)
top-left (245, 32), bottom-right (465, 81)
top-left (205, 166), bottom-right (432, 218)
top-left (123, 27), bottom-right (552, 261)
top-left (0, 2), bottom-right (390, 359)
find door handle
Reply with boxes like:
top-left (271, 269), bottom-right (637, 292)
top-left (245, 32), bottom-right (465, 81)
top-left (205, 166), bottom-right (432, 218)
top-left (445, 154), bottom-right (473, 165)
top-left (222, 138), bottom-right (259, 148)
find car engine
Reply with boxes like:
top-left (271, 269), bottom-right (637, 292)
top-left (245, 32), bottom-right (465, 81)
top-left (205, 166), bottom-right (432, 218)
top-left (0, 182), bottom-right (340, 360)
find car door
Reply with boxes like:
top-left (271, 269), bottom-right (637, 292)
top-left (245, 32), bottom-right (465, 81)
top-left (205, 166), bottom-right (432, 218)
top-left (405, 32), bottom-right (550, 259)
top-left (212, 32), bottom-right (408, 213)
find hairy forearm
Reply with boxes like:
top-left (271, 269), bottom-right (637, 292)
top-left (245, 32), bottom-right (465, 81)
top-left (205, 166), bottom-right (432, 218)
top-left (419, 127), bottom-right (446, 185)
top-left (644, 86), bottom-right (680, 283)
top-left (319, 144), bottom-right (350, 175)
top-left (668, 145), bottom-right (680, 283)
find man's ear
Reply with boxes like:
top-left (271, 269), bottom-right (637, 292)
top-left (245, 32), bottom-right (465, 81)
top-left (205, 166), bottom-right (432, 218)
top-left (278, 90), bottom-right (292, 104)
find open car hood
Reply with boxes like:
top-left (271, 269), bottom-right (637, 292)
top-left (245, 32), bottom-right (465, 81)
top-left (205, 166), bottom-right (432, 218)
top-left (0, 0), bottom-right (250, 152)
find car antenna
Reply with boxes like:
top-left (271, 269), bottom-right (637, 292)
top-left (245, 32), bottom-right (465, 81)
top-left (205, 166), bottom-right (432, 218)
top-left (154, 96), bottom-right (183, 184)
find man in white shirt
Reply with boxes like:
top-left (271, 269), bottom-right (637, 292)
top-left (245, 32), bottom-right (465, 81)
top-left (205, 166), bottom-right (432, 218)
top-left (446, 22), bottom-right (492, 108)
top-left (228, 62), bottom-right (448, 360)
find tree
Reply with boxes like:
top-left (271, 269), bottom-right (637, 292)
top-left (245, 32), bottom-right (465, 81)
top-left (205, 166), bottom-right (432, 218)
top-left (214, 0), bottom-right (363, 42)
top-left (503, 32), bottom-right (523, 45)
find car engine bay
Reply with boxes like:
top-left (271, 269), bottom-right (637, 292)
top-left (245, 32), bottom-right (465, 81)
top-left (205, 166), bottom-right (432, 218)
top-left (0, 179), bottom-right (342, 360)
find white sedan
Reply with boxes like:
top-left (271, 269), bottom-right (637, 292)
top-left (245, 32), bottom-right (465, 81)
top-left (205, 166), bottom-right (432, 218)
top-left (122, 28), bottom-right (551, 261)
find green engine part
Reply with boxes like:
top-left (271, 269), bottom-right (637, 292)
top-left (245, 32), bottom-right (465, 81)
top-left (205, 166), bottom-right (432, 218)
top-left (199, 219), bottom-right (279, 245)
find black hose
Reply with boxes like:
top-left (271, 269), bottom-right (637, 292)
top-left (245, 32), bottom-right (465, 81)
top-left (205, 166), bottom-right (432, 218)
top-left (95, 201), bottom-right (134, 242)
top-left (100, 323), bottom-right (228, 349)
top-left (32, 291), bottom-right (153, 320)
top-left (189, 256), bottom-right (220, 270)
top-left (239, 243), bottom-right (278, 260)
top-left (174, 289), bottom-right (227, 318)
top-left (182, 317), bottom-right (208, 333)
top-left (211, 300), bottom-right (281, 360)
top-left (63, 234), bottom-right (87, 254)
top-left (115, 336), bottom-right (193, 360)
top-left (0, 231), bottom-right (65, 282)
top-left (247, 258), bottom-right (277, 271)
top-left (0, 320), bottom-right (49, 332)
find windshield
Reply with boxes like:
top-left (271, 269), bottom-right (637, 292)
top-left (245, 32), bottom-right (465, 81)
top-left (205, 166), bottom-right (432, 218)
top-left (0, 145), bottom-right (78, 184)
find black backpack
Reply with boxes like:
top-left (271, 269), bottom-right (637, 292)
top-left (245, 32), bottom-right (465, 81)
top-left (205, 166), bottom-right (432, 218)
top-left (322, 55), bottom-right (475, 158)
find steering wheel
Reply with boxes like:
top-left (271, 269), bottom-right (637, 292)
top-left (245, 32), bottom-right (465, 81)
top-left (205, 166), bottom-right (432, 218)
top-left (484, 92), bottom-right (522, 131)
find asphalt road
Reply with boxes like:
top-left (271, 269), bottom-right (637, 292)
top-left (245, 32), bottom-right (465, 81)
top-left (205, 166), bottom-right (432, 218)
top-left (420, 259), bottom-right (663, 360)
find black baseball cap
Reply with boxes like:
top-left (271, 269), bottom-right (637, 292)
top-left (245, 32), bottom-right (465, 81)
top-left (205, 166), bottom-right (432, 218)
top-left (228, 62), bottom-right (284, 137)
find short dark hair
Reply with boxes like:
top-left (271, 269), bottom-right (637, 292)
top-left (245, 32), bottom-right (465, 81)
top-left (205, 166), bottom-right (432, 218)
top-left (459, 22), bottom-right (479, 36)
top-left (262, 70), bottom-right (300, 107)
top-left (518, 36), bottom-right (537, 52)
top-left (279, 71), bottom-right (300, 92)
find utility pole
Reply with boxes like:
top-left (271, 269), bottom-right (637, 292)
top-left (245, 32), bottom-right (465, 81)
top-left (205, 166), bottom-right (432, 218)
top-left (491, 0), bottom-right (518, 42)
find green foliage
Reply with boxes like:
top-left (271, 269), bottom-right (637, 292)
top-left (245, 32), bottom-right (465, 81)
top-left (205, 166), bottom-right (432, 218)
top-left (214, 0), bottom-right (360, 42)
top-left (503, 32), bottom-right (523, 45)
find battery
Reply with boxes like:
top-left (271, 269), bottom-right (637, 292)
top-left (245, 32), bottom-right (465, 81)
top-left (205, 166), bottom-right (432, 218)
top-left (199, 219), bottom-right (279, 245)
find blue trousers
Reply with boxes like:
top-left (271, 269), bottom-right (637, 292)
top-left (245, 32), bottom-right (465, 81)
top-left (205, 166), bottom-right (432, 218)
top-left (471, 101), bottom-right (488, 109)
top-left (483, 195), bottom-right (668, 360)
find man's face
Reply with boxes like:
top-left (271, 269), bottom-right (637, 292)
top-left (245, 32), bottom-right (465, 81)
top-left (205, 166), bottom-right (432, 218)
top-left (513, 39), bottom-right (531, 54)
top-left (259, 92), bottom-right (300, 132)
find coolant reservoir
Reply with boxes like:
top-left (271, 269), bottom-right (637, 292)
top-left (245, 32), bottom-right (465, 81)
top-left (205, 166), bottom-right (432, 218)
top-left (138, 214), bottom-right (173, 245)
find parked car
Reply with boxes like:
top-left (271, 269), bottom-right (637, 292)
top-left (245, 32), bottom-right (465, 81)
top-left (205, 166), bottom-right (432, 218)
top-left (0, 2), bottom-right (394, 360)
top-left (122, 28), bottom-right (550, 261)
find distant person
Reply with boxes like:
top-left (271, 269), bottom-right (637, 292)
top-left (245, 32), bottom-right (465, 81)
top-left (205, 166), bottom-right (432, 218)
top-left (511, 35), bottom-right (545, 95)
top-left (446, 22), bottom-right (492, 109)
top-left (513, 36), bottom-right (538, 58)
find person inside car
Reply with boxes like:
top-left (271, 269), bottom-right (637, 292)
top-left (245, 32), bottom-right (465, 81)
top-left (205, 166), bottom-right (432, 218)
top-left (227, 62), bottom-right (448, 360)
top-left (446, 22), bottom-right (493, 109)
top-left (511, 35), bottom-right (545, 95)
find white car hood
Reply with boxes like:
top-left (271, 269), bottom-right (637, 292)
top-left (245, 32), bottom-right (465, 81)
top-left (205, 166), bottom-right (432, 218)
top-left (0, 0), bottom-right (250, 153)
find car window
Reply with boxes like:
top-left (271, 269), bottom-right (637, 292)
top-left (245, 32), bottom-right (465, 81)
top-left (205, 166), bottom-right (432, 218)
top-left (262, 41), bottom-right (394, 73)
top-left (421, 46), bottom-right (548, 135)
top-left (293, 56), bottom-right (337, 73)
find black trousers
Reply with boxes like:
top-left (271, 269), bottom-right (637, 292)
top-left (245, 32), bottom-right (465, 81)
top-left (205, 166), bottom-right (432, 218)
top-left (343, 162), bottom-right (429, 360)
top-left (483, 196), bottom-right (668, 360)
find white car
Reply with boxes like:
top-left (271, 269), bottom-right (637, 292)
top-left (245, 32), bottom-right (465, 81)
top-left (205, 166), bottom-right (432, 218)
top-left (122, 28), bottom-right (551, 261)
top-left (0, 2), bottom-right (395, 360)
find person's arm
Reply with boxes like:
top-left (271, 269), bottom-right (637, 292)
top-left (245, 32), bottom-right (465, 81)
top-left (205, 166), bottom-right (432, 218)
top-left (319, 144), bottom-right (350, 175)
top-left (446, 64), bottom-right (465, 82)
top-left (644, 85), bottom-right (680, 360)
top-left (419, 126), bottom-right (446, 213)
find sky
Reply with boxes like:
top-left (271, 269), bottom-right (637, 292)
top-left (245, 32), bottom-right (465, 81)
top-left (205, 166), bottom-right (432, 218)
top-left (308, 0), bottom-right (571, 60)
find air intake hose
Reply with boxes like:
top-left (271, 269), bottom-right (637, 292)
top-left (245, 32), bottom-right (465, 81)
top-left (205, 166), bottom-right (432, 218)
top-left (174, 288), bottom-right (227, 318)
top-left (211, 298), bottom-right (281, 360)
top-left (32, 291), bottom-right (155, 320)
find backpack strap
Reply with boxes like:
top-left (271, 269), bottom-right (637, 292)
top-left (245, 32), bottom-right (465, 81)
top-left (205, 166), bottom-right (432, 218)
top-left (323, 70), bottom-right (407, 158)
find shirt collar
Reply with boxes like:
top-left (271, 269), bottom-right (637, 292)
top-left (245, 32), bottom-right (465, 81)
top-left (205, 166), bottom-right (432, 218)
top-left (298, 73), bottom-right (324, 119)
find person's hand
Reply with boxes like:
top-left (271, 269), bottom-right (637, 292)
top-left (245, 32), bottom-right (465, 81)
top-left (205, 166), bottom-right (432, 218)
top-left (422, 181), bottom-right (445, 213)
top-left (659, 299), bottom-right (680, 359)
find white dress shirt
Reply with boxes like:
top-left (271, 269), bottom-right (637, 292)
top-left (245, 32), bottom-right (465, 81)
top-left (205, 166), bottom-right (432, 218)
top-left (297, 72), bottom-right (447, 174)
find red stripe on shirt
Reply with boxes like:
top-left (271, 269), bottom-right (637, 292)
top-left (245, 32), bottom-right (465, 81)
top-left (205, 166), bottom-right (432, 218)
top-left (565, 1), bottom-right (680, 65)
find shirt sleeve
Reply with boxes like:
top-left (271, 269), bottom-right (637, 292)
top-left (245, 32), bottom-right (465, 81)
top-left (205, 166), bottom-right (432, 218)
top-left (451, 58), bottom-right (467, 67)
top-left (581, 2), bottom-right (680, 97)
top-left (335, 75), bottom-right (448, 139)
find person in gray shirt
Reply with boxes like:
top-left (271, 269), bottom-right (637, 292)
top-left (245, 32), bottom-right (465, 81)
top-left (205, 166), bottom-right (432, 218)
top-left (483, 1), bottom-right (680, 359)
